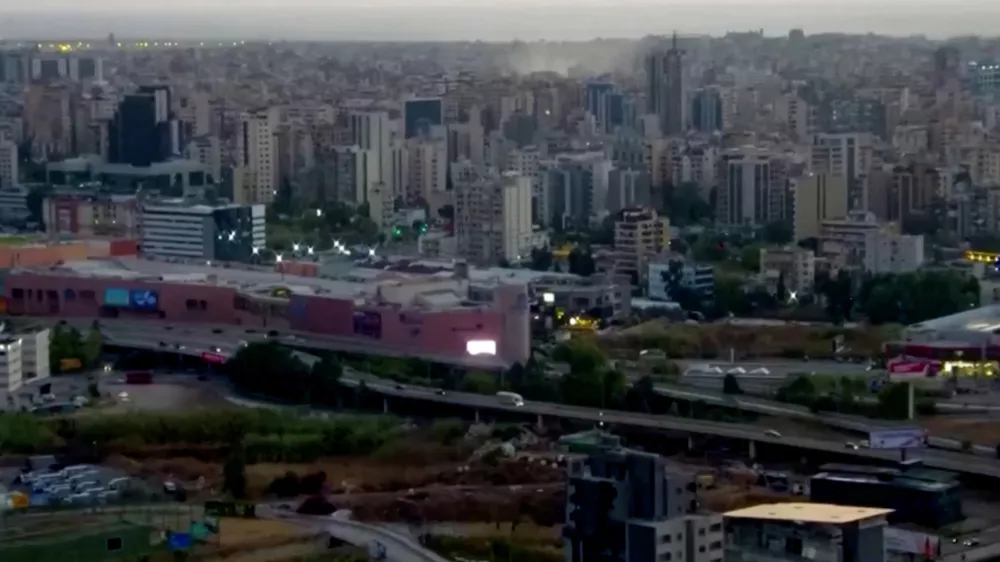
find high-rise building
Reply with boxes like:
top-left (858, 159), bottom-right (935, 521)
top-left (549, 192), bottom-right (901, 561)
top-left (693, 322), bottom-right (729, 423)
top-left (612, 207), bottom-right (670, 284)
top-left (646, 34), bottom-right (686, 136)
top-left (586, 82), bottom-right (616, 134)
top-left (349, 110), bottom-right (392, 187)
top-left (716, 147), bottom-right (775, 227)
top-left (539, 153), bottom-right (612, 229)
top-left (563, 433), bottom-right (723, 562)
top-left (140, 199), bottom-right (265, 261)
top-left (455, 170), bottom-right (533, 264)
top-left (792, 172), bottom-right (849, 241)
top-left (108, 86), bottom-right (174, 168)
top-left (403, 98), bottom-right (443, 139)
top-left (234, 108), bottom-right (278, 204)
top-left (406, 136), bottom-right (447, 203)
top-left (811, 133), bottom-right (872, 182)
top-left (691, 87), bottom-right (724, 132)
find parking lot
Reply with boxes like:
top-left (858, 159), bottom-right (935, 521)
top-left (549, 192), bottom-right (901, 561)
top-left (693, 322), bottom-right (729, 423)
top-left (2, 456), bottom-right (141, 509)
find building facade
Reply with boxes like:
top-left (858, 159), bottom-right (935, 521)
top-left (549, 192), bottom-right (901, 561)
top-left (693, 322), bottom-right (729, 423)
top-left (723, 503), bottom-right (890, 562)
top-left (564, 436), bottom-right (723, 562)
top-left (140, 200), bottom-right (265, 261)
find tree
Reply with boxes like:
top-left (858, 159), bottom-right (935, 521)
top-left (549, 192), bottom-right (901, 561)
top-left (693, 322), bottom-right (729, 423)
top-left (82, 326), bottom-right (103, 367)
top-left (462, 371), bottom-right (499, 394)
top-left (223, 443), bottom-right (248, 499)
top-left (722, 374), bottom-right (743, 395)
top-left (740, 245), bottom-right (761, 271)
top-left (229, 342), bottom-right (312, 402)
top-left (663, 182), bottom-right (713, 226)
top-left (761, 221), bottom-right (793, 245)
top-left (775, 271), bottom-right (787, 304)
top-left (529, 247), bottom-right (553, 271)
top-left (775, 374), bottom-right (817, 406)
top-left (876, 382), bottom-right (911, 420)
top-left (309, 355), bottom-right (343, 406)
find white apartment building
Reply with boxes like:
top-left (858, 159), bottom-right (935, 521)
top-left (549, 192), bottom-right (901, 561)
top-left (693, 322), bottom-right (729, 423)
top-left (0, 337), bottom-right (25, 406)
top-left (234, 108), bottom-right (278, 204)
top-left (19, 328), bottom-right (50, 383)
top-left (507, 146), bottom-right (541, 189)
top-left (0, 185), bottom-right (29, 223)
top-left (349, 110), bottom-right (393, 187)
top-left (406, 136), bottom-right (447, 203)
top-left (863, 231), bottom-right (925, 274)
top-left (455, 171), bottom-right (534, 264)
top-left (0, 139), bottom-right (18, 188)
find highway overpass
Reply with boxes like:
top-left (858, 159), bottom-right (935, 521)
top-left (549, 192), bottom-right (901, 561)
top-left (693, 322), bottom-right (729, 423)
top-left (57, 319), bottom-right (1000, 479)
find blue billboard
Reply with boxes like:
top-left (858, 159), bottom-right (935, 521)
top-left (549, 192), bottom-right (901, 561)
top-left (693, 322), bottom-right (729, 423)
top-left (104, 288), bottom-right (130, 307)
top-left (130, 290), bottom-right (160, 311)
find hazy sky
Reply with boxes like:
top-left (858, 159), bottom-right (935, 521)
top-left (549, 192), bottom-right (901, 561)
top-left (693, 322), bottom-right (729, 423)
top-left (3, 1), bottom-right (1000, 41)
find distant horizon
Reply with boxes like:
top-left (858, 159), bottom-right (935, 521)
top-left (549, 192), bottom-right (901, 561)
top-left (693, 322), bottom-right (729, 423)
top-left (3, 5), bottom-right (1000, 42)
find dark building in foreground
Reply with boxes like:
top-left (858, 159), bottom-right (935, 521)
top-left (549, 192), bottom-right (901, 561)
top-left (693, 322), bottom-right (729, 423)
top-left (809, 463), bottom-right (963, 528)
top-left (403, 98), bottom-right (443, 139)
top-left (563, 433), bottom-right (723, 562)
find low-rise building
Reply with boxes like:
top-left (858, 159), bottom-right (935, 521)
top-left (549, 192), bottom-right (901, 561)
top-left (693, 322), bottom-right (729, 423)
top-left (18, 328), bottom-right (50, 383)
top-left (564, 435), bottom-right (724, 562)
top-left (0, 336), bottom-right (25, 405)
top-left (140, 198), bottom-right (265, 261)
top-left (647, 256), bottom-right (715, 303)
top-left (759, 246), bottom-right (816, 295)
top-left (722, 502), bottom-right (891, 562)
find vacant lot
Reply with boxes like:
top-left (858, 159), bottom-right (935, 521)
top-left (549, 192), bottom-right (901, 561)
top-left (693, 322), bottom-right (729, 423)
top-left (920, 417), bottom-right (1000, 444)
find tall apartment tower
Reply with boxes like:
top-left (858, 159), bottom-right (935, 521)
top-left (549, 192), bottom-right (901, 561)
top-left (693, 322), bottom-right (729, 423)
top-left (234, 108), bottom-right (278, 204)
top-left (646, 33), bottom-right (686, 136)
top-left (455, 170), bottom-right (533, 264)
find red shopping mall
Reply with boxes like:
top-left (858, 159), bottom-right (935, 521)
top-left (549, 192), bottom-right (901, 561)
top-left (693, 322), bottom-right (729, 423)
top-left (2, 257), bottom-right (532, 367)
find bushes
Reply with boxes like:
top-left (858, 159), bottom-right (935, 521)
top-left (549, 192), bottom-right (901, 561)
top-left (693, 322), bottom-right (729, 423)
top-left (0, 410), bottom-right (402, 458)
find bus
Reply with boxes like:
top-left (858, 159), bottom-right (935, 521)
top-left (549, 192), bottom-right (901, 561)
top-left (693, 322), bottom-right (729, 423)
top-left (496, 391), bottom-right (524, 407)
top-left (125, 371), bottom-right (153, 384)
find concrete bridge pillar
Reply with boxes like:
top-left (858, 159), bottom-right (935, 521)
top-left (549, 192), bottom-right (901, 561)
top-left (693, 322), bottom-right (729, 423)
top-left (474, 409), bottom-right (480, 423)
top-left (536, 414), bottom-right (544, 431)
top-left (382, 397), bottom-right (389, 414)
top-left (749, 440), bottom-right (757, 460)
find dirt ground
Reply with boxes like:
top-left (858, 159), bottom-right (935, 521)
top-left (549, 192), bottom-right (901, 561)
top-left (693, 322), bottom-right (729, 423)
top-left (217, 518), bottom-right (313, 547)
top-left (919, 417), bottom-right (1000, 444)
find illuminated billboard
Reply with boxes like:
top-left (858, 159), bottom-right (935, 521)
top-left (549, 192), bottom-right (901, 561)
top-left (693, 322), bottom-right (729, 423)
top-left (129, 290), bottom-right (160, 311)
top-left (466, 340), bottom-right (497, 356)
top-left (104, 288), bottom-right (130, 307)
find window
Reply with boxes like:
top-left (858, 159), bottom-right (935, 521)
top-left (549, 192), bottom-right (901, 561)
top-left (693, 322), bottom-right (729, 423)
top-left (46, 290), bottom-right (58, 301)
top-left (11, 288), bottom-right (23, 300)
top-left (709, 524), bottom-right (722, 533)
top-left (107, 537), bottom-right (123, 551)
top-left (709, 541), bottom-right (722, 550)
top-left (64, 289), bottom-right (76, 301)
top-left (658, 553), bottom-right (671, 562)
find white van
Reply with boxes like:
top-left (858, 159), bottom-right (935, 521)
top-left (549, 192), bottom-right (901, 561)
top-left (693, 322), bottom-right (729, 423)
top-left (496, 391), bottom-right (525, 407)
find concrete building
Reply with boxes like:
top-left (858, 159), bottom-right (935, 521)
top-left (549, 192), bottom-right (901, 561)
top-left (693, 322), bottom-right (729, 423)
top-left (811, 133), bottom-right (873, 182)
top-left (819, 211), bottom-right (888, 270)
top-left (759, 246), bottom-right (816, 296)
top-left (540, 152), bottom-right (612, 229)
top-left (455, 171), bottom-right (534, 264)
top-left (646, 35), bottom-right (686, 136)
top-left (647, 257), bottom-right (715, 303)
top-left (43, 193), bottom-right (139, 238)
top-left (792, 173), bottom-right (849, 241)
top-left (0, 140), bottom-right (18, 188)
top-left (863, 231), bottom-right (924, 274)
top-left (405, 136), bottom-right (448, 205)
top-left (722, 503), bottom-right (890, 562)
top-left (0, 185), bottom-right (29, 224)
top-left (234, 108), bottom-right (278, 204)
top-left (0, 337), bottom-right (24, 405)
top-left (564, 434), bottom-right (723, 562)
top-left (716, 147), bottom-right (776, 227)
top-left (18, 328), bottom-right (50, 383)
top-left (612, 207), bottom-right (670, 285)
top-left (140, 199), bottom-right (265, 261)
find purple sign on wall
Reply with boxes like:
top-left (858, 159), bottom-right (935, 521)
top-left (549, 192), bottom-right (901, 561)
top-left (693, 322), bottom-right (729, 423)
top-left (353, 310), bottom-right (382, 339)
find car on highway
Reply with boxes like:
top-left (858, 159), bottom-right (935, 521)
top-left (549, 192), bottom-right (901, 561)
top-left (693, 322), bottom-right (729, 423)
top-left (436, 389), bottom-right (447, 396)
top-left (764, 429), bottom-right (782, 438)
top-left (845, 442), bottom-right (859, 450)
top-left (749, 367), bottom-right (770, 375)
top-left (394, 384), bottom-right (405, 390)
top-left (212, 329), bottom-right (223, 334)
top-left (267, 330), bottom-right (279, 337)
top-left (727, 367), bottom-right (746, 375)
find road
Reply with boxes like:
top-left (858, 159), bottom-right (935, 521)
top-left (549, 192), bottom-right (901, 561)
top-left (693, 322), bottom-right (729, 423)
top-left (48, 319), bottom-right (1000, 478)
top-left (675, 359), bottom-right (873, 377)
top-left (264, 508), bottom-right (448, 562)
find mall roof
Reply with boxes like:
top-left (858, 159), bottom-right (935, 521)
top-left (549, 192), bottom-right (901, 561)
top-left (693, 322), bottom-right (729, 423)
top-left (904, 304), bottom-right (1000, 336)
top-left (724, 503), bottom-right (892, 525)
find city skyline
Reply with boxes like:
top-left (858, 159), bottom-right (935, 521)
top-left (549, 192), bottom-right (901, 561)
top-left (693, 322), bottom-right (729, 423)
top-left (4, 2), bottom-right (1000, 41)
